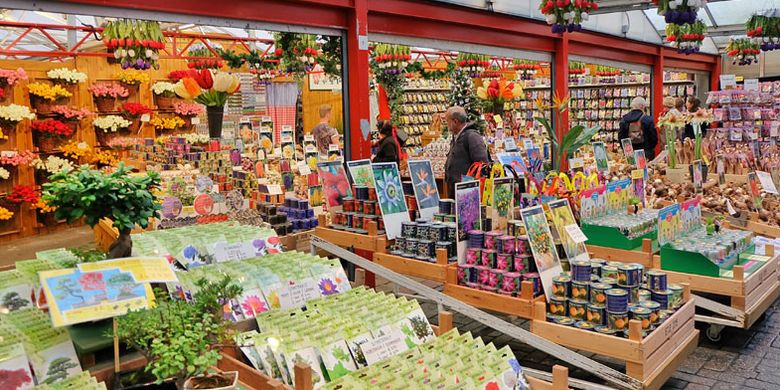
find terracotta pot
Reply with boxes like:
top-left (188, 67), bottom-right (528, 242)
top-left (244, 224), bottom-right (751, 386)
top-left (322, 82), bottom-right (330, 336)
top-left (34, 134), bottom-right (60, 153)
top-left (94, 96), bottom-right (116, 112)
top-left (30, 96), bottom-right (52, 115)
top-left (183, 371), bottom-right (238, 390)
top-left (155, 95), bottom-right (174, 110)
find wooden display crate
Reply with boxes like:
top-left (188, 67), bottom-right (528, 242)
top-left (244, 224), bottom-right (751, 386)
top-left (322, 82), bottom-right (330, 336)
top-left (313, 214), bottom-right (390, 253)
top-left (531, 284), bottom-right (697, 390)
top-left (652, 251), bottom-right (780, 329)
top-left (443, 264), bottom-right (543, 319)
top-left (278, 229), bottom-right (313, 252)
top-left (587, 238), bottom-right (656, 267)
top-left (373, 248), bottom-right (450, 283)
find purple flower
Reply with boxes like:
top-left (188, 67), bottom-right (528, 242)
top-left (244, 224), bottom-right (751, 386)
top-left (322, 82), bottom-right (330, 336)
top-left (319, 278), bottom-right (339, 296)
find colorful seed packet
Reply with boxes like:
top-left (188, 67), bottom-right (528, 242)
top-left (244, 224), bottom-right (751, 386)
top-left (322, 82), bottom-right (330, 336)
top-left (520, 205), bottom-right (563, 300)
top-left (455, 180), bottom-right (482, 264)
top-left (408, 159), bottom-right (440, 221)
top-left (372, 162), bottom-right (410, 240)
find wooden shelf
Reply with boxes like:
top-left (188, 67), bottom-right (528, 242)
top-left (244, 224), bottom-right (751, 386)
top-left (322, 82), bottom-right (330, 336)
top-left (313, 214), bottom-right (389, 253)
top-left (531, 285), bottom-right (697, 390)
top-left (569, 82), bottom-right (650, 88)
top-left (373, 248), bottom-right (450, 283)
top-left (443, 264), bottom-right (542, 319)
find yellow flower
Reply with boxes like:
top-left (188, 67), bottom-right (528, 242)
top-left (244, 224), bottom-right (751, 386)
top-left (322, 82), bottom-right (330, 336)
top-left (28, 82), bottom-right (72, 101)
top-left (60, 140), bottom-right (92, 158)
top-left (552, 92), bottom-right (569, 111)
top-left (0, 206), bottom-right (14, 220)
top-left (150, 116), bottom-right (186, 130)
top-left (533, 96), bottom-right (549, 112)
top-left (115, 70), bottom-right (150, 85)
top-left (32, 198), bottom-right (56, 213)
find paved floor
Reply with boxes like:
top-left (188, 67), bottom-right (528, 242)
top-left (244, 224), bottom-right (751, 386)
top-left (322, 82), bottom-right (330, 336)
top-left (0, 225), bottom-right (94, 267)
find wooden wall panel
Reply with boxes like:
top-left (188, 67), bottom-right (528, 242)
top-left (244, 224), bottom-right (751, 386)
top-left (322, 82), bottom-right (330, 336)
top-left (302, 76), bottom-right (344, 135)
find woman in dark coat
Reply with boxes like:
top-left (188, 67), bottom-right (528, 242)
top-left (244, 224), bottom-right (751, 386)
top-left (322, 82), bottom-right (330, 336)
top-left (373, 120), bottom-right (400, 165)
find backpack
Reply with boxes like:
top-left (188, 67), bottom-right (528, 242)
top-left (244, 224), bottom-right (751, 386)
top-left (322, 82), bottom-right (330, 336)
top-left (628, 119), bottom-right (645, 144)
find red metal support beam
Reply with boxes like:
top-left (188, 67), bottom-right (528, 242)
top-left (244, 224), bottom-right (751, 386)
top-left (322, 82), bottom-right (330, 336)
top-left (711, 55), bottom-right (722, 92)
top-left (346, 0), bottom-right (370, 161)
top-left (554, 35), bottom-right (569, 171)
top-left (653, 47), bottom-right (664, 157)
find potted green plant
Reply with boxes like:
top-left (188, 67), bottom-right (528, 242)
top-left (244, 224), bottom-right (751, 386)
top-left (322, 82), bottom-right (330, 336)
top-left (116, 276), bottom-right (243, 390)
top-left (42, 163), bottom-right (160, 258)
top-left (534, 93), bottom-right (600, 172)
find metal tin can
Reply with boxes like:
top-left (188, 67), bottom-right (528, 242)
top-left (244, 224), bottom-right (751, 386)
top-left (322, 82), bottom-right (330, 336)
top-left (484, 269), bottom-right (503, 291)
top-left (628, 263), bottom-right (645, 283)
top-left (332, 211), bottom-right (344, 227)
top-left (651, 289), bottom-right (674, 310)
top-left (571, 280), bottom-right (590, 301)
top-left (418, 239), bottom-right (435, 260)
top-left (497, 235), bottom-right (516, 255)
top-left (500, 272), bottom-right (521, 296)
top-left (571, 260), bottom-right (592, 282)
top-left (496, 253), bottom-right (513, 272)
top-left (515, 236), bottom-right (530, 255)
top-left (344, 212), bottom-right (354, 228)
top-left (551, 274), bottom-right (572, 299)
top-left (602, 265), bottom-right (618, 280)
top-left (640, 301), bottom-right (661, 324)
top-left (646, 270), bottom-right (668, 292)
top-left (353, 214), bottom-right (364, 230)
top-left (377, 218), bottom-right (385, 231)
top-left (599, 277), bottom-right (617, 287)
top-left (587, 304), bottom-right (606, 326)
top-left (625, 285), bottom-right (640, 304)
top-left (435, 241), bottom-right (451, 260)
top-left (507, 220), bottom-right (520, 237)
top-left (523, 272), bottom-right (541, 296)
top-left (606, 288), bottom-right (629, 313)
top-left (394, 237), bottom-right (406, 253)
top-left (617, 264), bottom-right (640, 287)
top-left (556, 317), bottom-right (575, 326)
top-left (575, 321), bottom-right (596, 331)
top-left (484, 231), bottom-right (501, 250)
top-left (549, 298), bottom-right (568, 316)
top-left (481, 249), bottom-right (497, 268)
top-left (595, 325), bottom-right (618, 336)
top-left (416, 223), bottom-right (430, 240)
top-left (354, 200), bottom-right (364, 216)
top-left (513, 255), bottom-right (531, 273)
top-left (363, 201), bottom-right (376, 216)
top-left (668, 284), bottom-right (684, 309)
top-left (466, 248), bottom-right (480, 265)
top-left (401, 221), bottom-right (416, 238)
top-left (474, 265), bottom-right (490, 288)
top-left (444, 215), bottom-right (456, 223)
top-left (405, 238), bottom-right (418, 256)
top-left (630, 307), bottom-right (653, 330)
top-left (638, 289), bottom-right (651, 303)
top-left (429, 224), bottom-right (447, 242)
top-left (590, 261), bottom-right (603, 278)
top-left (343, 197), bottom-right (354, 212)
top-left (363, 215), bottom-right (377, 231)
top-left (568, 299), bottom-right (588, 320)
top-left (446, 224), bottom-right (457, 243)
top-left (590, 282), bottom-right (611, 305)
top-left (608, 311), bottom-right (629, 331)
top-left (457, 264), bottom-right (472, 285)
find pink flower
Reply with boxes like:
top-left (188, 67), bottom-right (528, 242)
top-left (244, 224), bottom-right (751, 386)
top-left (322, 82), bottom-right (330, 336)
top-left (0, 150), bottom-right (37, 166)
top-left (51, 105), bottom-right (92, 121)
top-left (79, 272), bottom-right (106, 291)
top-left (241, 295), bottom-right (268, 316)
top-left (0, 68), bottom-right (28, 86)
top-left (88, 82), bottom-right (129, 98)
top-left (173, 101), bottom-right (205, 116)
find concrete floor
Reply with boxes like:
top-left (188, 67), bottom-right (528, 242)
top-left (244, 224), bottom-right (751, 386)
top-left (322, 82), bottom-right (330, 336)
top-left (0, 225), bottom-right (94, 266)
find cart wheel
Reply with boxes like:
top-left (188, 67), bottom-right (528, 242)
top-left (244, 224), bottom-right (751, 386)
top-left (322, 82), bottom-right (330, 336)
top-left (706, 324), bottom-right (724, 342)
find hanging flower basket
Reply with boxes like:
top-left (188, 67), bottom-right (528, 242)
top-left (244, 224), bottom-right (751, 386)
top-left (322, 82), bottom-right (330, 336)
top-left (122, 83), bottom-right (140, 100)
top-left (96, 130), bottom-right (119, 147)
top-left (34, 134), bottom-right (61, 153)
top-left (127, 119), bottom-right (141, 134)
top-left (155, 94), bottom-right (175, 110)
top-left (30, 96), bottom-right (52, 115)
top-left (94, 96), bottom-right (117, 113)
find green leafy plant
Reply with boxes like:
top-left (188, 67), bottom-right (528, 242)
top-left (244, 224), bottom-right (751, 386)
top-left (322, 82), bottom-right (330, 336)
top-left (42, 163), bottom-right (160, 258)
top-left (116, 276), bottom-right (243, 389)
top-left (535, 94), bottom-right (600, 172)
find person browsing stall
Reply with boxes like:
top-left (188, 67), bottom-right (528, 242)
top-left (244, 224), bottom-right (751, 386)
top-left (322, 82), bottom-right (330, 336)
top-left (444, 106), bottom-right (489, 191)
top-left (373, 120), bottom-right (401, 165)
top-left (311, 104), bottom-right (339, 155)
top-left (618, 97), bottom-right (657, 160)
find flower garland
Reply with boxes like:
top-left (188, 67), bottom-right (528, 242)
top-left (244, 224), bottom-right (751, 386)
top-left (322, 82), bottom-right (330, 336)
top-left (665, 20), bottom-right (706, 54)
top-left (173, 101), bottom-right (205, 116)
top-left (149, 116), bottom-right (185, 130)
top-left (93, 115), bottom-right (131, 133)
top-left (46, 68), bottom-right (88, 84)
top-left (456, 53), bottom-right (491, 78)
top-left (152, 81), bottom-right (177, 97)
top-left (727, 38), bottom-right (761, 66)
top-left (51, 105), bottom-right (91, 122)
top-left (6, 185), bottom-right (38, 204)
top-left (31, 119), bottom-right (75, 138)
top-left (746, 13), bottom-right (780, 51)
top-left (102, 19), bottom-right (165, 70)
top-left (31, 155), bottom-right (75, 174)
top-left (88, 83), bottom-right (129, 98)
top-left (540, 0), bottom-right (598, 33)
top-left (0, 150), bottom-right (37, 166)
top-left (371, 43), bottom-right (411, 76)
top-left (0, 207), bottom-right (13, 220)
top-left (121, 102), bottom-right (152, 119)
top-left (0, 68), bottom-right (27, 86)
top-left (28, 82), bottom-right (72, 101)
top-left (115, 70), bottom-right (151, 85)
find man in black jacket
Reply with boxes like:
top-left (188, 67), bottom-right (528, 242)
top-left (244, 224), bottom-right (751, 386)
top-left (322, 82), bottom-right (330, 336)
top-left (444, 106), bottom-right (489, 192)
top-left (618, 97), bottom-right (658, 160)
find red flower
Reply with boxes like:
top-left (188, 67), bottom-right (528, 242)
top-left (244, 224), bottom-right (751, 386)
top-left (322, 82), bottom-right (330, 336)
top-left (6, 185), bottom-right (38, 204)
top-left (31, 119), bottom-right (75, 138)
top-left (79, 272), bottom-right (106, 291)
top-left (121, 102), bottom-right (152, 118)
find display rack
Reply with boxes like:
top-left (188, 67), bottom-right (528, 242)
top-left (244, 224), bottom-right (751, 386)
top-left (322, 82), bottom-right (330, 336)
top-left (587, 238), bottom-right (656, 267)
top-left (569, 83), bottom-right (650, 144)
top-left (373, 247), bottom-right (450, 283)
top-left (443, 264), bottom-right (542, 319)
top-left (398, 79), bottom-right (451, 153)
top-left (313, 214), bottom-right (390, 253)
top-left (531, 284), bottom-right (697, 390)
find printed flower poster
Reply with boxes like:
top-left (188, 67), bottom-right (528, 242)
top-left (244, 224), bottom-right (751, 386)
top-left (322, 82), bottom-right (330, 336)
top-left (632, 169), bottom-right (646, 207)
top-left (491, 177), bottom-right (514, 231)
top-left (316, 161), bottom-right (352, 208)
top-left (657, 203), bottom-right (681, 246)
top-left (408, 159), bottom-right (440, 221)
top-left (579, 185), bottom-right (606, 222)
top-left (547, 199), bottom-right (589, 262)
top-left (621, 138), bottom-right (636, 165)
top-left (680, 196), bottom-right (702, 234)
top-left (635, 149), bottom-right (648, 182)
top-left (346, 159), bottom-right (375, 188)
top-left (0, 343), bottom-right (34, 390)
top-left (372, 162), bottom-right (410, 240)
top-left (455, 180), bottom-right (482, 264)
top-left (592, 141), bottom-right (609, 172)
top-left (520, 205), bottom-right (562, 301)
top-left (29, 341), bottom-right (81, 385)
top-left (606, 179), bottom-right (631, 214)
top-left (496, 152), bottom-right (528, 174)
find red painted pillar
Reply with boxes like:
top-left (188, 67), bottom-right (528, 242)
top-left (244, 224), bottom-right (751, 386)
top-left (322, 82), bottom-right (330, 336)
top-left (346, 0), bottom-right (371, 161)
top-left (554, 34), bottom-right (569, 171)
top-left (652, 48), bottom-right (664, 156)
top-left (711, 55), bottom-right (722, 92)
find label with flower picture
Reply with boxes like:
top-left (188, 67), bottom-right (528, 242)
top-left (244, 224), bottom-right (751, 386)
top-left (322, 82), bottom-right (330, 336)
top-left (520, 205), bottom-right (563, 301)
top-left (372, 162), bottom-right (410, 240)
top-left (547, 199), bottom-right (589, 262)
top-left (407, 160), bottom-right (439, 221)
top-left (490, 177), bottom-right (514, 232)
top-left (346, 159), bottom-right (375, 189)
top-left (455, 180), bottom-right (482, 265)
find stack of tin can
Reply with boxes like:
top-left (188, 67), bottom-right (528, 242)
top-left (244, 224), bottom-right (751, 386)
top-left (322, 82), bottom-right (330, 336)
top-left (329, 186), bottom-right (384, 234)
top-left (392, 219), bottom-right (457, 262)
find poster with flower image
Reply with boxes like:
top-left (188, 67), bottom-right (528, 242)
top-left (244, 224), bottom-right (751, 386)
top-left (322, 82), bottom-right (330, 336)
top-left (548, 199), bottom-right (589, 262)
top-left (0, 343), bottom-right (34, 390)
top-left (621, 138), bottom-right (636, 165)
top-left (346, 159), bottom-right (375, 188)
top-left (372, 162), bottom-right (410, 240)
top-left (592, 141), bottom-right (609, 172)
top-left (520, 206), bottom-right (562, 301)
top-left (579, 185), bottom-right (606, 222)
top-left (407, 159), bottom-right (440, 221)
top-left (657, 203), bottom-right (681, 246)
top-left (491, 177), bottom-right (514, 231)
top-left (455, 180), bottom-right (481, 264)
top-left (606, 179), bottom-right (631, 214)
top-left (316, 160), bottom-right (352, 209)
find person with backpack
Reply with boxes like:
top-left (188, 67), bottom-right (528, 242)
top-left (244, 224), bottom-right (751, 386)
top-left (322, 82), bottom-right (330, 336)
top-left (619, 97), bottom-right (657, 160)
top-left (444, 106), bottom-right (489, 192)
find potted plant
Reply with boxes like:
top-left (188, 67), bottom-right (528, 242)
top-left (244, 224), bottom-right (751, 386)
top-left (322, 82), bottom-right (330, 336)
top-left (152, 82), bottom-right (178, 110)
top-left (535, 93), bottom-right (601, 172)
top-left (116, 276), bottom-right (243, 390)
top-left (116, 70), bottom-right (151, 100)
top-left (121, 102), bottom-right (152, 133)
top-left (93, 115), bottom-right (132, 147)
top-left (30, 119), bottom-right (76, 152)
top-left (43, 163), bottom-right (160, 258)
top-left (51, 105), bottom-right (91, 134)
top-left (0, 104), bottom-right (35, 140)
top-left (174, 69), bottom-right (239, 138)
top-left (27, 82), bottom-right (72, 115)
top-left (0, 68), bottom-right (27, 103)
top-left (173, 102), bottom-right (205, 128)
top-left (46, 68), bottom-right (88, 94)
top-left (89, 83), bottom-right (129, 113)
top-left (102, 19), bottom-right (165, 70)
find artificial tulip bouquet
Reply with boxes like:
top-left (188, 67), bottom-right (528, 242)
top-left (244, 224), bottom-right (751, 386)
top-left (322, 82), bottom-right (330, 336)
top-left (174, 69), bottom-right (240, 107)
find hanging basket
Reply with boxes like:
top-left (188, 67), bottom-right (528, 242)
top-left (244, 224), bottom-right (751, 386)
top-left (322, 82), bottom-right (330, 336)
top-left (154, 95), bottom-right (175, 110)
top-left (0, 84), bottom-right (13, 103)
top-left (180, 115), bottom-right (193, 129)
top-left (122, 83), bottom-right (140, 100)
top-left (94, 96), bottom-right (117, 113)
top-left (34, 134), bottom-right (61, 153)
top-left (30, 96), bottom-right (52, 115)
top-left (95, 129), bottom-right (121, 147)
top-left (127, 119), bottom-right (141, 134)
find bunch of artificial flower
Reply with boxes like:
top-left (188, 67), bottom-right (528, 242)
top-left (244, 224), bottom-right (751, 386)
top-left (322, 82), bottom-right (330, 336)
top-left (0, 68), bottom-right (27, 86)
top-left (149, 116), bottom-right (185, 130)
top-left (121, 102), bottom-right (152, 119)
top-left (51, 105), bottom-right (91, 122)
top-left (88, 82), bottom-right (129, 98)
top-left (0, 104), bottom-right (35, 125)
top-left (93, 115), bottom-right (131, 132)
top-left (28, 82), bottom-right (72, 101)
top-left (31, 119), bottom-right (76, 138)
top-left (152, 81), bottom-right (178, 97)
top-left (47, 68), bottom-right (88, 84)
top-left (0, 150), bottom-right (37, 166)
top-left (115, 70), bottom-right (151, 85)
top-left (173, 101), bottom-right (205, 116)
top-left (31, 155), bottom-right (75, 174)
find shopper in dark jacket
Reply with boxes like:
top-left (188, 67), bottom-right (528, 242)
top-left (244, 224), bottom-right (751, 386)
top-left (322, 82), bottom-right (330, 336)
top-left (683, 97), bottom-right (708, 140)
top-left (373, 120), bottom-right (400, 165)
top-left (444, 106), bottom-right (489, 191)
top-left (618, 97), bottom-right (657, 160)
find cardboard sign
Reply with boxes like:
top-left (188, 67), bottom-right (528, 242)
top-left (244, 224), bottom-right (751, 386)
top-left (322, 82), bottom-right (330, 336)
top-left (214, 241), bottom-right (256, 262)
top-left (564, 224), bottom-right (588, 243)
top-left (720, 74), bottom-right (737, 90)
top-left (744, 78), bottom-right (759, 92)
top-left (757, 171), bottom-right (779, 194)
top-left (297, 161), bottom-right (311, 176)
top-left (267, 184), bottom-right (283, 195)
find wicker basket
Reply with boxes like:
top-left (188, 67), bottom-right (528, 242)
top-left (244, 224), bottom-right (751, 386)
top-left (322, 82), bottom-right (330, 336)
top-left (30, 96), bottom-right (52, 115)
top-left (155, 95), bottom-right (174, 110)
top-left (94, 96), bottom-right (116, 113)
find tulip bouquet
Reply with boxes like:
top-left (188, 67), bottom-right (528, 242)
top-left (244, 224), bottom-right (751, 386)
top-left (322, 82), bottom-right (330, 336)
top-left (0, 68), bottom-right (27, 87)
top-left (173, 102), bottom-right (205, 117)
top-left (371, 43), bottom-right (411, 76)
top-left (187, 43), bottom-right (224, 69)
top-left (28, 82), bottom-right (72, 101)
top-left (89, 82), bottom-right (130, 99)
top-left (116, 70), bottom-right (151, 85)
top-left (102, 19), bottom-right (165, 70)
top-left (477, 78), bottom-right (524, 114)
top-left (655, 0), bottom-right (707, 26)
top-left (0, 150), bottom-right (37, 166)
top-left (93, 115), bottom-right (131, 133)
top-left (51, 105), bottom-right (91, 122)
top-left (46, 68), bottom-right (87, 84)
top-left (665, 21), bottom-right (707, 54)
top-left (0, 104), bottom-right (35, 126)
top-left (6, 185), bottom-right (38, 204)
top-left (31, 119), bottom-right (76, 138)
top-left (152, 81), bottom-right (177, 98)
top-left (746, 13), bottom-right (780, 51)
top-left (456, 53), bottom-right (491, 78)
top-left (174, 69), bottom-right (240, 107)
top-left (149, 116), bottom-right (185, 131)
top-left (121, 102), bottom-right (152, 119)
top-left (726, 38), bottom-right (761, 66)
top-left (539, 0), bottom-right (598, 33)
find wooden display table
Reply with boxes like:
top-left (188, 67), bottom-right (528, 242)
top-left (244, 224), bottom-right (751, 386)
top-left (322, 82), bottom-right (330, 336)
top-left (443, 264), bottom-right (543, 319)
top-left (587, 238), bottom-right (656, 267)
top-left (277, 229), bottom-right (313, 252)
top-left (373, 248), bottom-right (449, 283)
top-left (313, 214), bottom-right (390, 253)
top-left (531, 284), bottom-right (697, 390)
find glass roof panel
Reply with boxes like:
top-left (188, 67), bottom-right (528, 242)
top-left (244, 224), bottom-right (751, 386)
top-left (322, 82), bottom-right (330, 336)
top-left (707, 0), bottom-right (780, 26)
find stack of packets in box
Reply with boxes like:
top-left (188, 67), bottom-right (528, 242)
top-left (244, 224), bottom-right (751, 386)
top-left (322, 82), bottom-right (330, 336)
top-left (585, 209), bottom-right (658, 240)
top-left (547, 259), bottom-right (685, 337)
top-left (330, 185), bottom-right (385, 234)
top-left (325, 329), bottom-right (529, 390)
top-left (30, 372), bottom-right (106, 390)
top-left (1, 249), bottom-right (87, 310)
top-left (667, 227), bottom-right (754, 271)
top-left (170, 251), bottom-right (351, 321)
top-left (457, 228), bottom-right (541, 297)
top-left (131, 222), bottom-right (283, 268)
top-left (257, 197), bottom-right (318, 236)
top-left (0, 308), bottom-right (83, 387)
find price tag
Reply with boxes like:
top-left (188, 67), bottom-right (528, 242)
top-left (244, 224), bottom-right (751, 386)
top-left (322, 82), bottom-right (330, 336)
top-left (267, 184), bottom-right (283, 195)
top-left (564, 224), bottom-right (588, 243)
top-left (214, 241), bottom-right (255, 262)
top-left (493, 114), bottom-right (504, 128)
top-left (140, 114), bottom-right (151, 122)
top-left (757, 171), bottom-right (779, 194)
top-left (631, 169), bottom-right (644, 180)
top-left (328, 144), bottom-right (339, 152)
top-left (726, 199), bottom-right (738, 216)
top-left (191, 117), bottom-right (201, 125)
top-left (720, 74), bottom-right (737, 90)
top-left (297, 161), bottom-right (311, 175)
top-left (304, 134), bottom-right (314, 142)
top-left (569, 158), bottom-right (584, 170)
top-left (744, 78), bottom-right (759, 92)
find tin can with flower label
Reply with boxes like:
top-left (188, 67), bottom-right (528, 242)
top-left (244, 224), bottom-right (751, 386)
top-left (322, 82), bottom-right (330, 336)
top-left (571, 280), bottom-right (590, 301)
top-left (551, 275), bottom-right (571, 299)
top-left (575, 321), bottom-right (596, 331)
top-left (363, 201), bottom-right (376, 216)
top-left (484, 231), bottom-right (501, 250)
top-left (608, 311), bottom-right (629, 331)
top-left (495, 253), bottom-right (513, 272)
top-left (590, 282), bottom-right (610, 305)
top-left (617, 264), bottom-right (636, 287)
top-left (523, 272), bottom-right (541, 296)
top-left (599, 277), bottom-right (617, 287)
top-left (436, 241), bottom-right (451, 260)
top-left (497, 235), bottom-right (516, 255)
top-left (457, 264), bottom-right (471, 285)
top-left (602, 265), bottom-right (618, 280)
top-left (362, 215), bottom-right (377, 231)
top-left (353, 214), bottom-right (364, 230)
top-left (571, 260), bottom-right (592, 282)
top-left (477, 265), bottom-right (491, 287)
top-left (638, 289), bottom-right (651, 303)
top-left (429, 224), bottom-right (447, 242)
top-left (344, 212), bottom-right (354, 229)
top-left (354, 200), bottom-right (364, 215)
top-left (377, 218), bottom-right (385, 232)
top-left (590, 261), bottom-right (603, 278)
top-left (500, 271), bottom-right (521, 296)
top-left (507, 220), bottom-right (520, 237)
top-left (446, 223), bottom-right (457, 242)
top-left (401, 221), bottom-right (416, 238)
top-left (640, 301), bottom-right (661, 325)
top-left (595, 325), bottom-right (618, 336)
top-left (405, 238), bottom-right (418, 257)
top-left (549, 296), bottom-right (567, 316)
top-left (418, 239), bottom-right (435, 260)
top-left (568, 299), bottom-right (588, 320)
top-left (394, 237), bottom-right (406, 253)
top-left (343, 197), bottom-right (354, 213)
top-left (481, 249), bottom-right (497, 268)
top-left (651, 289), bottom-right (673, 310)
top-left (466, 248), bottom-right (480, 265)
top-left (515, 236), bottom-right (530, 255)
top-left (513, 255), bottom-right (531, 273)
top-left (416, 223), bottom-right (430, 240)
top-left (606, 288), bottom-right (629, 313)
top-left (668, 284), bottom-right (684, 308)
top-left (646, 270), bottom-right (667, 292)
top-left (587, 304), bottom-right (606, 326)
top-left (630, 306), bottom-right (653, 331)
